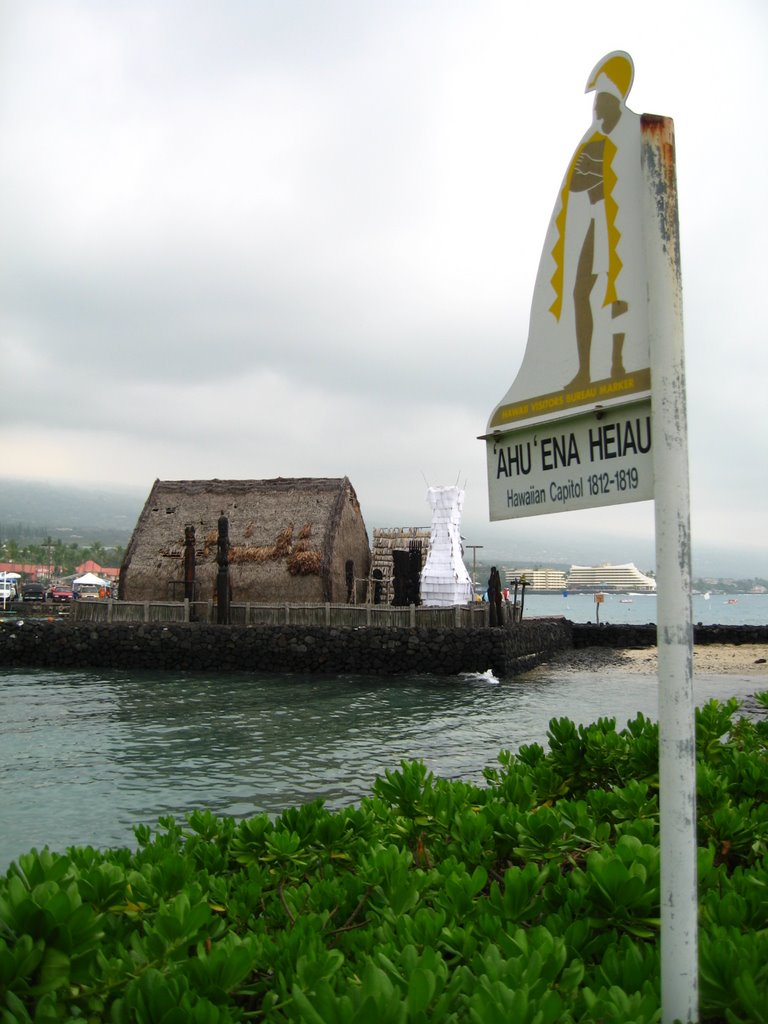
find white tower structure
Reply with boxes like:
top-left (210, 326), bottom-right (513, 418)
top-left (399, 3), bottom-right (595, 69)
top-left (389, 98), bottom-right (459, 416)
top-left (420, 486), bottom-right (473, 606)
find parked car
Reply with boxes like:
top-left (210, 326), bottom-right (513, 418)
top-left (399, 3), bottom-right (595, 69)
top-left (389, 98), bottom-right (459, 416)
top-left (47, 585), bottom-right (74, 602)
top-left (0, 581), bottom-right (18, 602)
top-left (21, 582), bottom-right (46, 602)
top-left (74, 584), bottom-right (103, 600)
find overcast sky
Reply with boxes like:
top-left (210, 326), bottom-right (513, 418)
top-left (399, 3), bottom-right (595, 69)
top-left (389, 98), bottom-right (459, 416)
top-left (1, 0), bottom-right (766, 576)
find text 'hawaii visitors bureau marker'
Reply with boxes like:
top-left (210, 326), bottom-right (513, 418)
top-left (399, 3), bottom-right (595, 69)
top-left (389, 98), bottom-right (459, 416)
top-left (482, 50), bottom-right (659, 519)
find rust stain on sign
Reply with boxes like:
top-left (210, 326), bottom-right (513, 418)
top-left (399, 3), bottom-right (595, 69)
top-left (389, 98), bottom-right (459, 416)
top-left (641, 114), bottom-right (681, 280)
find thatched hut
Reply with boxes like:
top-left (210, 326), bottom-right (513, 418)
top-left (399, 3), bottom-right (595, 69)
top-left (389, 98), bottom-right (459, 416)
top-left (119, 478), bottom-right (371, 604)
top-left (369, 527), bottom-right (430, 604)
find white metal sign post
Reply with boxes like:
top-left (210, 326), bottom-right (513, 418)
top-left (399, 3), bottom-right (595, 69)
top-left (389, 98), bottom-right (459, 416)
top-left (643, 114), bottom-right (697, 1024)
top-left (482, 53), bottom-right (697, 1022)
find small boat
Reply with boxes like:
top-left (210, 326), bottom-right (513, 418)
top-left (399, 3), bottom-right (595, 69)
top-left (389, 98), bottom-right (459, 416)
top-left (620, 598), bottom-right (633, 604)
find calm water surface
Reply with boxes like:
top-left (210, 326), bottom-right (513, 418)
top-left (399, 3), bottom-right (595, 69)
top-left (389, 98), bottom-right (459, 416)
top-left (1, 659), bottom-right (765, 870)
top-left (519, 591), bottom-right (768, 625)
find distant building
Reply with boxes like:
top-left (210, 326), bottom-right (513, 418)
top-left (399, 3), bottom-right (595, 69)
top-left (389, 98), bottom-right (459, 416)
top-left (75, 560), bottom-right (103, 574)
top-left (119, 478), bottom-right (371, 604)
top-left (505, 568), bottom-right (568, 591)
top-left (565, 563), bottom-right (656, 593)
top-left (504, 563), bottom-right (656, 593)
top-left (75, 560), bottom-right (120, 582)
top-left (0, 562), bottom-right (48, 581)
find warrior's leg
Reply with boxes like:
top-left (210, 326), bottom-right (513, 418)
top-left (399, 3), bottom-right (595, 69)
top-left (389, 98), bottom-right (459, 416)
top-left (567, 219), bottom-right (597, 389)
top-left (612, 333), bottom-right (626, 377)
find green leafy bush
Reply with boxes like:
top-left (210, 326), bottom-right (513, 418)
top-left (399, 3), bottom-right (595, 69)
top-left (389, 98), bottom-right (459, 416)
top-left (1, 694), bottom-right (767, 1022)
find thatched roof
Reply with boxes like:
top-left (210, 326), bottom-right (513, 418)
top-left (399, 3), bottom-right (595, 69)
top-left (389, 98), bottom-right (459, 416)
top-left (370, 527), bottom-right (431, 580)
top-left (120, 477), bottom-right (369, 601)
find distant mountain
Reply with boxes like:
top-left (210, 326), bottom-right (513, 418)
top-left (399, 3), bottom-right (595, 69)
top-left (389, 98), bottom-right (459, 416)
top-left (0, 479), bottom-right (146, 546)
top-left (1, 479), bottom-right (763, 580)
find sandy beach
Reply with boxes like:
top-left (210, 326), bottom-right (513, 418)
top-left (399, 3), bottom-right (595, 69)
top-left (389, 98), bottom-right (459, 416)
top-left (550, 644), bottom-right (768, 677)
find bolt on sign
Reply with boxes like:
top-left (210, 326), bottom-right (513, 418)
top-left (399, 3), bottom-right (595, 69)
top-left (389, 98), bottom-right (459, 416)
top-left (482, 50), bottom-right (668, 519)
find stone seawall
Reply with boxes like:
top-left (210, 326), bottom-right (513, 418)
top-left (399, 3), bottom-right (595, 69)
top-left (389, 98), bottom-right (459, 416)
top-left (2, 619), bottom-right (762, 678)
top-left (572, 623), bottom-right (768, 648)
top-left (0, 618), bottom-right (573, 678)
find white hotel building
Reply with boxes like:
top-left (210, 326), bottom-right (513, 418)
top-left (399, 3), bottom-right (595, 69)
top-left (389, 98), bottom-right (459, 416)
top-left (505, 563), bottom-right (656, 594)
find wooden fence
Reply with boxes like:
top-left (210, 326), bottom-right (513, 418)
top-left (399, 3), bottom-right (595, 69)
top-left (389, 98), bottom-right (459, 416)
top-left (69, 599), bottom-right (502, 628)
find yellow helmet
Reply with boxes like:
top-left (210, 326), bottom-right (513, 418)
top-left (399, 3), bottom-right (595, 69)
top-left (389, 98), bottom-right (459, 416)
top-left (585, 51), bottom-right (634, 100)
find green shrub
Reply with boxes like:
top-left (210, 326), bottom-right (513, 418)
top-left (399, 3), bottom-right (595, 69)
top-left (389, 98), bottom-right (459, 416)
top-left (1, 694), bottom-right (767, 1022)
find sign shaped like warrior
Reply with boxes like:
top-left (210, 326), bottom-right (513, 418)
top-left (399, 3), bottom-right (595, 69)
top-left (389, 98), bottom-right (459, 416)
top-left (486, 54), bottom-right (696, 1024)
top-left (487, 51), bottom-right (651, 433)
top-left (483, 51), bottom-right (670, 520)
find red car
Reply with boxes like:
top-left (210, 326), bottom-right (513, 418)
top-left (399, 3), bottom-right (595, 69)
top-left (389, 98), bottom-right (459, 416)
top-left (46, 585), bottom-right (74, 602)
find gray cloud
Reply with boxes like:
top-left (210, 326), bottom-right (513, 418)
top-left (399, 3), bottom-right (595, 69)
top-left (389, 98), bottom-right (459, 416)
top-left (1, 0), bottom-right (767, 575)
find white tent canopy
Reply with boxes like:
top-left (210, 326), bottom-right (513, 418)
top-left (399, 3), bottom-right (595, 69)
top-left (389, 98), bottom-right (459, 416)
top-left (73, 572), bottom-right (108, 587)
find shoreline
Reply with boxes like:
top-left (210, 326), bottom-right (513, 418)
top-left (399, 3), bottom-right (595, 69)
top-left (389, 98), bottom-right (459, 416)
top-left (545, 643), bottom-right (768, 676)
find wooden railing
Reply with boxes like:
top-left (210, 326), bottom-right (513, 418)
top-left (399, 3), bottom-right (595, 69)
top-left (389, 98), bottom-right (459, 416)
top-left (69, 599), bottom-right (497, 628)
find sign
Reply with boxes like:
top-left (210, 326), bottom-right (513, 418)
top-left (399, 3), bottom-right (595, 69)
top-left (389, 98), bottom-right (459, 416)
top-left (486, 398), bottom-right (653, 520)
top-left (481, 52), bottom-right (697, 1021)
top-left (483, 50), bottom-right (665, 520)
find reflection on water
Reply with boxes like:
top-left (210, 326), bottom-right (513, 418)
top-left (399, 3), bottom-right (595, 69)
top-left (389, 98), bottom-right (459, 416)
top-left (0, 665), bottom-right (762, 869)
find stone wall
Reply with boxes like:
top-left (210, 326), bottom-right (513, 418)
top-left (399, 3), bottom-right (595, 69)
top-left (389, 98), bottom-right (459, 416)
top-left (572, 623), bottom-right (768, 648)
top-left (3, 619), bottom-right (761, 678)
top-left (0, 618), bottom-right (572, 678)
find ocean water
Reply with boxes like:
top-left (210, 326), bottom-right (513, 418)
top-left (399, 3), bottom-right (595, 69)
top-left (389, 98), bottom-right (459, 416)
top-left (517, 590), bottom-right (767, 626)
top-left (1, 657), bottom-right (765, 871)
